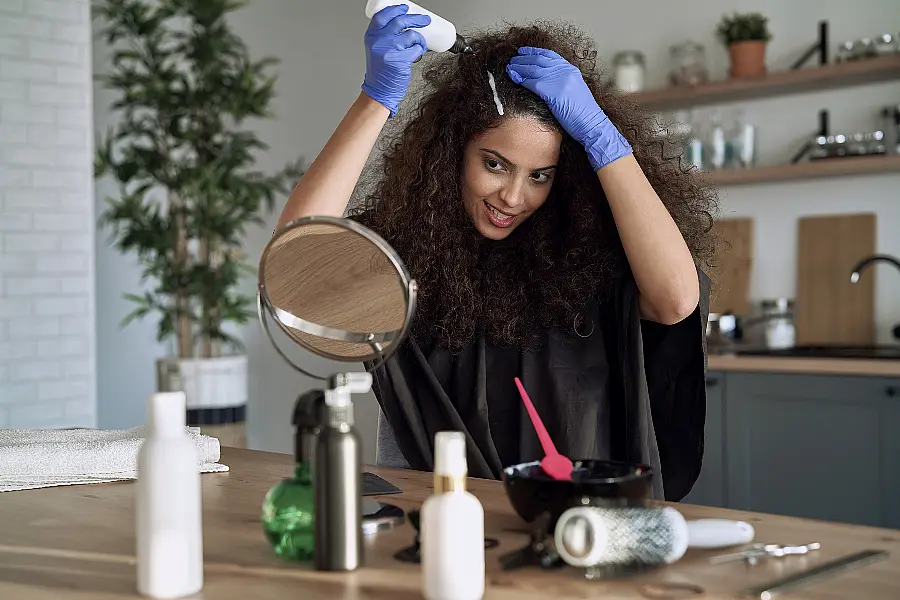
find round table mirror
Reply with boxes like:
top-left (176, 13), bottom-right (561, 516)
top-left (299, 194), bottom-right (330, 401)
top-left (257, 215), bottom-right (418, 379)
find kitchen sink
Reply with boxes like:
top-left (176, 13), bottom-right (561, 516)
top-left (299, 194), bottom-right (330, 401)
top-left (735, 345), bottom-right (900, 360)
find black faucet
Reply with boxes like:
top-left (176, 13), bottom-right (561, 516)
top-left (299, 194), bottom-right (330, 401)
top-left (849, 254), bottom-right (900, 340)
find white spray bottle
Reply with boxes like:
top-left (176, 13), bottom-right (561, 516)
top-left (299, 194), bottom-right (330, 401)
top-left (136, 391), bottom-right (203, 599)
top-left (365, 0), bottom-right (474, 54)
top-left (420, 431), bottom-right (485, 600)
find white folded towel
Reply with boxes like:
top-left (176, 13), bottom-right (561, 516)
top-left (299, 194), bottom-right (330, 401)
top-left (0, 425), bottom-right (229, 492)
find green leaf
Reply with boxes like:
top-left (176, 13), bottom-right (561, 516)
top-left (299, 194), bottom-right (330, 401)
top-left (716, 12), bottom-right (772, 45)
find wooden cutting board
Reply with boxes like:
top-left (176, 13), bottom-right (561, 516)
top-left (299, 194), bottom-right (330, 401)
top-left (710, 217), bottom-right (753, 315)
top-left (796, 213), bottom-right (876, 345)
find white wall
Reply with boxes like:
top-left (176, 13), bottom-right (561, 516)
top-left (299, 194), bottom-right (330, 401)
top-left (92, 0), bottom-right (900, 457)
top-left (0, 0), bottom-right (96, 429)
top-left (92, 19), bottom-right (167, 432)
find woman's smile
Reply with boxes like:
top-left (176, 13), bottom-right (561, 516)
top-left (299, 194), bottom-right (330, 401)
top-left (484, 200), bottom-right (517, 228)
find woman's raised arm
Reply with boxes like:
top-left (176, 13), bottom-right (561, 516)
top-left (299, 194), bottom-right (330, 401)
top-left (275, 5), bottom-right (430, 230)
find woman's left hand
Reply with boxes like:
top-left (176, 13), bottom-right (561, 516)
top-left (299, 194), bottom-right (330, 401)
top-left (506, 47), bottom-right (632, 171)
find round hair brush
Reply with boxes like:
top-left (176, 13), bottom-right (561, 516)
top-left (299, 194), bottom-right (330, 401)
top-left (554, 506), bottom-right (754, 569)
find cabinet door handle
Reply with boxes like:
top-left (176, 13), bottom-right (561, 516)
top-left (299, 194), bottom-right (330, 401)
top-left (706, 377), bottom-right (719, 387)
top-left (887, 386), bottom-right (897, 398)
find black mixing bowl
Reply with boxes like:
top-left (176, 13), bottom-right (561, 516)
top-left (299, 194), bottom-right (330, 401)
top-left (501, 459), bottom-right (654, 525)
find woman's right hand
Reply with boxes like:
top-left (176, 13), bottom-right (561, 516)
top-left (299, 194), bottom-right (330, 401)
top-left (361, 4), bottom-right (430, 117)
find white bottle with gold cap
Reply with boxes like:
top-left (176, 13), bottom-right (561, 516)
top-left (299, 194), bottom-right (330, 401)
top-left (420, 431), bottom-right (485, 600)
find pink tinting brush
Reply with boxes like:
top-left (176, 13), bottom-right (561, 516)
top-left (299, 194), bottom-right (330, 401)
top-left (513, 377), bottom-right (573, 481)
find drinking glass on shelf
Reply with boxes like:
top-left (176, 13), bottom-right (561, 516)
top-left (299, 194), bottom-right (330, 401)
top-left (682, 110), bottom-right (705, 171)
top-left (728, 110), bottom-right (756, 168)
top-left (707, 110), bottom-right (728, 170)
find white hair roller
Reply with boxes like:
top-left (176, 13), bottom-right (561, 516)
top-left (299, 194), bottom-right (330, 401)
top-left (554, 506), bottom-right (755, 569)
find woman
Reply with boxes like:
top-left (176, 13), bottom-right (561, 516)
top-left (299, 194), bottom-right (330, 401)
top-left (276, 6), bottom-right (717, 501)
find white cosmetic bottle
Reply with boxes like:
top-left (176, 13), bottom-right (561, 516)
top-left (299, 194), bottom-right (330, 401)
top-left (420, 431), bottom-right (485, 600)
top-left (364, 0), bottom-right (473, 54)
top-left (136, 391), bottom-right (203, 599)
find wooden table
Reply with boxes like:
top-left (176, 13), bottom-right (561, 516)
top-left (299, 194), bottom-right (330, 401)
top-left (0, 448), bottom-right (898, 599)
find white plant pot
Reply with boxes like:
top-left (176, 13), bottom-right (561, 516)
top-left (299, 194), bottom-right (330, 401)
top-left (156, 355), bottom-right (248, 412)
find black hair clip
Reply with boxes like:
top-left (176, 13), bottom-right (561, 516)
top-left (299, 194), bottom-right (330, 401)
top-left (573, 313), bottom-right (594, 338)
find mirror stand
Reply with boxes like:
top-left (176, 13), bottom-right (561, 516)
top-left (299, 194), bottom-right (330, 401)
top-left (256, 215), bottom-right (420, 550)
top-left (256, 289), bottom-right (410, 382)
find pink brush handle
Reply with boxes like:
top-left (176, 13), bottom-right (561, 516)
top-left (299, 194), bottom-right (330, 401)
top-left (514, 377), bottom-right (559, 458)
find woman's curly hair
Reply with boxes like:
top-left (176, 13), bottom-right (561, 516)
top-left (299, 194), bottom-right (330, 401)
top-left (350, 20), bottom-right (717, 354)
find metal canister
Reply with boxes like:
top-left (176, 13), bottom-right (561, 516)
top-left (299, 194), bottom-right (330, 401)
top-left (314, 395), bottom-right (364, 571)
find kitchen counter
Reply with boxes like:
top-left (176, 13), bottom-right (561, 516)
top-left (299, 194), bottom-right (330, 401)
top-left (708, 353), bottom-right (900, 376)
top-left (1, 447), bottom-right (899, 599)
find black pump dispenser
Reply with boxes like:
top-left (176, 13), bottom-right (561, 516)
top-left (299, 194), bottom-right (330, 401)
top-left (292, 389), bottom-right (325, 464)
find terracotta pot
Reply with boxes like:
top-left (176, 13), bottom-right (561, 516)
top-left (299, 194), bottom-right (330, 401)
top-left (728, 40), bottom-right (767, 79)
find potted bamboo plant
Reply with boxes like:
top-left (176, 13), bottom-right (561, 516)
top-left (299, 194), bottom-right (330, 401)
top-left (716, 11), bottom-right (772, 79)
top-left (93, 0), bottom-right (303, 439)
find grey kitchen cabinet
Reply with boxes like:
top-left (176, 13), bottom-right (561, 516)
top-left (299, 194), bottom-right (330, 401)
top-left (723, 372), bottom-right (900, 529)
top-left (679, 369), bottom-right (900, 530)
top-left (681, 371), bottom-right (726, 507)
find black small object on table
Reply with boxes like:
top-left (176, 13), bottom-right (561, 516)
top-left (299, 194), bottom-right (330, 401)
top-left (498, 512), bottom-right (563, 571)
top-left (363, 471), bottom-right (403, 496)
top-left (393, 509), bottom-right (500, 564)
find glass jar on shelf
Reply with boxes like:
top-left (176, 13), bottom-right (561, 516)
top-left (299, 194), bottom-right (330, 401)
top-left (759, 298), bottom-right (795, 350)
top-left (836, 40), bottom-right (856, 62)
top-left (669, 41), bottom-right (709, 86)
top-left (857, 38), bottom-right (877, 59)
top-left (612, 51), bottom-right (646, 93)
top-left (874, 33), bottom-right (897, 55)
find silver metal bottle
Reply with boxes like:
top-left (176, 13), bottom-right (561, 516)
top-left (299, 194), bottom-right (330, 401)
top-left (314, 374), bottom-right (365, 571)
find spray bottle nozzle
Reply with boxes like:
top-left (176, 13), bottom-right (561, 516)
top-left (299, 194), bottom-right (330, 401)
top-left (327, 372), bottom-right (373, 401)
top-left (451, 34), bottom-right (475, 54)
top-left (323, 372), bottom-right (369, 426)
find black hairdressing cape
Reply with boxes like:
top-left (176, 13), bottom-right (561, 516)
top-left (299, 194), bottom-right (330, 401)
top-left (365, 266), bottom-right (711, 502)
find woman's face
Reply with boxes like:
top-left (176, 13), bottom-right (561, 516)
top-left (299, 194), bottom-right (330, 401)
top-left (461, 116), bottom-right (562, 241)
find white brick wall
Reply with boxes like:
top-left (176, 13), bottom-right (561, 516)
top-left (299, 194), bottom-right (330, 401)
top-left (0, 0), bottom-right (95, 429)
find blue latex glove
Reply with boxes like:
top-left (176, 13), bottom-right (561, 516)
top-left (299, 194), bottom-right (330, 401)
top-left (362, 5), bottom-right (430, 117)
top-left (506, 47), bottom-right (632, 171)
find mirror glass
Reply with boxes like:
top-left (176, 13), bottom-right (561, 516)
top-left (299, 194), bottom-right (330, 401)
top-left (258, 216), bottom-right (416, 368)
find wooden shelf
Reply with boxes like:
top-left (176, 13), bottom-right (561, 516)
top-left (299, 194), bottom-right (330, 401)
top-left (629, 55), bottom-right (900, 111)
top-left (707, 155), bottom-right (900, 186)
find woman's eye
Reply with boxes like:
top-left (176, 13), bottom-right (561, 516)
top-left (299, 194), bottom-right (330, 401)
top-left (484, 158), bottom-right (503, 171)
top-left (531, 172), bottom-right (551, 184)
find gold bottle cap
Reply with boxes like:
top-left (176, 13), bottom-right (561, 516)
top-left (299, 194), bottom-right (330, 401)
top-left (434, 472), bottom-right (467, 494)
top-left (433, 431), bottom-right (468, 494)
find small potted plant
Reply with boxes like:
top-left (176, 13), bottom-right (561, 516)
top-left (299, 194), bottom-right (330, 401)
top-left (716, 12), bottom-right (772, 79)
